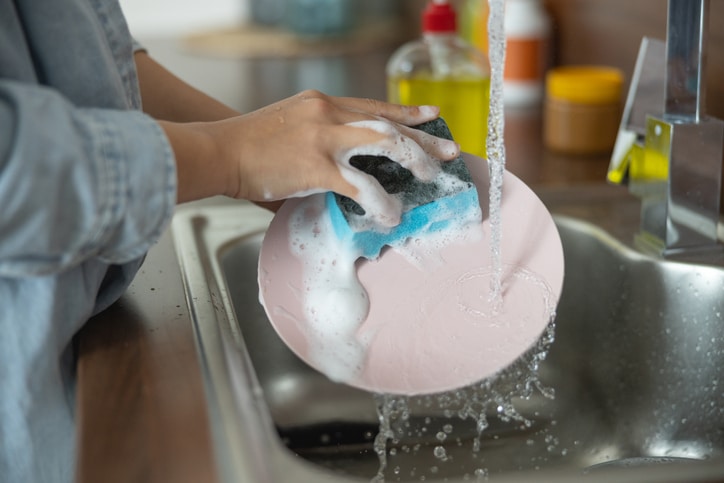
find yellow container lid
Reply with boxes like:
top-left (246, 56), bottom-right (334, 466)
top-left (546, 66), bottom-right (624, 104)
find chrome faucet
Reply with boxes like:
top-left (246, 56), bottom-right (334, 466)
top-left (608, 0), bottom-right (724, 258)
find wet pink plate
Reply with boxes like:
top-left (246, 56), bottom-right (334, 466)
top-left (258, 153), bottom-right (564, 395)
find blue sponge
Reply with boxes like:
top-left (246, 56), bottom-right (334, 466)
top-left (327, 118), bottom-right (481, 259)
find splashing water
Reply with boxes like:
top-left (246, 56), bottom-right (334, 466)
top-left (371, 322), bottom-right (557, 481)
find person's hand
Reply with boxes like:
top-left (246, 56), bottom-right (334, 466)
top-left (161, 90), bottom-right (460, 227)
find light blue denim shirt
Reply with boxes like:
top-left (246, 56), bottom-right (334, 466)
top-left (0, 1), bottom-right (177, 482)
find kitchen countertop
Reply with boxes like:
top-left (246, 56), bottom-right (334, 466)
top-left (75, 37), bottom-right (616, 483)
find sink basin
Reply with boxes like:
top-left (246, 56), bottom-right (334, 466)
top-left (172, 193), bottom-right (724, 482)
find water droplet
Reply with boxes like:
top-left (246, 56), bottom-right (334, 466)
top-left (474, 468), bottom-right (488, 478)
top-left (433, 446), bottom-right (447, 460)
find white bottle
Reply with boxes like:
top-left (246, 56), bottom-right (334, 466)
top-left (503, 0), bottom-right (552, 108)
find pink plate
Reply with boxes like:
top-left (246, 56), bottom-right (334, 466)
top-left (258, 153), bottom-right (564, 395)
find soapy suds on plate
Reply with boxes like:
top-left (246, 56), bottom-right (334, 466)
top-left (288, 195), bottom-right (369, 382)
top-left (288, 192), bottom-right (482, 383)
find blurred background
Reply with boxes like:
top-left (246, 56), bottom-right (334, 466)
top-left (116, 0), bottom-right (724, 189)
top-left (119, 0), bottom-right (723, 117)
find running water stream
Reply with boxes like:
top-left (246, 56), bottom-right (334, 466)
top-left (485, 0), bottom-right (506, 308)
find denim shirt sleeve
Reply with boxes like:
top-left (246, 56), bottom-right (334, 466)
top-left (0, 79), bottom-right (177, 276)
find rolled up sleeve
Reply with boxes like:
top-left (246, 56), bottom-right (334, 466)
top-left (0, 79), bottom-right (176, 276)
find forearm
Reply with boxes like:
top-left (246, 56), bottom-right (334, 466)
top-left (134, 51), bottom-right (245, 204)
top-left (157, 120), bottom-right (235, 204)
top-left (134, 51), bottom-right (239, 122)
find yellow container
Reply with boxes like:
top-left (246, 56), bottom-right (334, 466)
top-left (543, 66), bottom-right (624, 156)
top-left (386, 1), bottom-right (491, 158)
top-left (387, 75), bottom-right (491, 158)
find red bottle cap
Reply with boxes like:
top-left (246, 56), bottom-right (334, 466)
top-left (422, 1), bottom-right (457, 33)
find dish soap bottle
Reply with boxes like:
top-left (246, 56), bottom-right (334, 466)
top-left (386, 0), bottom-right (490, 158)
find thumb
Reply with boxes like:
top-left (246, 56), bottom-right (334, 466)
top-left (333, 168), bottom-right (403, 228)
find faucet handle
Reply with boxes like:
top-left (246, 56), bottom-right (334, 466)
top-left (608, 37), bottom-right (666, 185)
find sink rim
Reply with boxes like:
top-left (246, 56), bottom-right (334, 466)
top-left (171, 197), bottom-right (724, 483)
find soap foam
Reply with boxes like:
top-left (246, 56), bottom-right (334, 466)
top-left (288, 187), bottom-right (483, 384)
top-left (393, 210), bottom-right (483, 268)
top-left (289, 194), bottom-right (370, 382)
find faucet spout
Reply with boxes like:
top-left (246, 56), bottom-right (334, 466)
top-left (665, 0), bottom-right (707, 121)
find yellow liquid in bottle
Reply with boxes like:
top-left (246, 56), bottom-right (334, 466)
top-left (388, 75), bottom-right (491, 158)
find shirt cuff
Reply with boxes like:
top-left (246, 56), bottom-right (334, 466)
top-left (131, 38), bottom-right (146, 54)
top-left (87, 108), bottom-right (177, 264)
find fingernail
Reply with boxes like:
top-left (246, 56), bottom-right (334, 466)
top-left (377, 201), bottom-right (403, 227)
top-left (444, 140), bottom-right (461, 157)
top-left (422, 164), bottom-right (442, 182)
top-left (418, 105), bottom-right (439, 118)
top-left (375, 211), bottom-right (401, 228)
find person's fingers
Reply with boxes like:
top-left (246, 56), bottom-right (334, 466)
top-left (292, 91), bottom-right (458, 163)
top-left (335, 96), bottom-right (441, 127)
top-left (343, 120), bottom-right (439, 181)
top-left (295, 89), bottom-right (441, 127)
top-left (397, 123), bottom-right (461, 161)
top-left (224, 90), bottom-right (458, 223)
top-left (330, 165), bottom-right (404, 228)
top-left (327, 118), bottom-right (463, 227)
top-left (342, 120), bottom-right (459, 182)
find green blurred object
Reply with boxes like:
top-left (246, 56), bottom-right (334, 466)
top-left (283, 0), bottom-right (355, 37)
top-left (458, 0), bottom-right (488, 54)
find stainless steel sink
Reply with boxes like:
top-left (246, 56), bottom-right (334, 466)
top-left (171, 191), bottom-right (724, 482)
